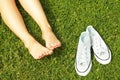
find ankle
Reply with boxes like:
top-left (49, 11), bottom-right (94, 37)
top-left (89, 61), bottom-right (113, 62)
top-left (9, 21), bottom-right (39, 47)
top-left (23, 37), bottom-right (36, 49)
top-left (41, 24), bottom-right (52, 32)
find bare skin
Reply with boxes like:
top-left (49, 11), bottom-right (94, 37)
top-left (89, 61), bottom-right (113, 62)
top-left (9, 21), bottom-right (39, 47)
top-left (19, 0), bottom-right (61, 50)
top-left (0, 0), bottom-right (61, 59)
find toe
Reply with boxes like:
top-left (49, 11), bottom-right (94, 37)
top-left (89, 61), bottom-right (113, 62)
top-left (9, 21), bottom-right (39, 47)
top-left (47, 44), bottom-right (55, 50)
top-left (48, 50), bottom-right (53, 55)
top-left (38, 50), bottom-right (53, 59)
top-left (54, 42), bottom-right (61, 48)
top-left (38, 54), bottom-right (44, 59)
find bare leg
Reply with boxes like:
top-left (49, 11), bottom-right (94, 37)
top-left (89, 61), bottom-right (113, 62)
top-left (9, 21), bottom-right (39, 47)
top-left (0, 0), bottom-right (53, 59)
top-left (19, 0), bottom-right (61, 50)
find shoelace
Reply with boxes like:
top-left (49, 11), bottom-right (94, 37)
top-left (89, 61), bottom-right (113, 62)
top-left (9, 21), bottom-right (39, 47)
top-left (93, 35), bottom-right (107, 56)
top-left (78, 46), bottom-right (89, 66)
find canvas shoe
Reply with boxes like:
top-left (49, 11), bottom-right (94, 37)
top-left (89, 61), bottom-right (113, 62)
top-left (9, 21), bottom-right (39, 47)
top-left (86, 25), bottom-right (111, 65)
top-left (75, 31), bottom-right (92, 76)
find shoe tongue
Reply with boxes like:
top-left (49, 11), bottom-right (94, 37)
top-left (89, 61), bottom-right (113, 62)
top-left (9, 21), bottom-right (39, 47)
top-left (87, 26), bottom-right (95, 35)
top-left (81, 33), bottom-right (89, 44)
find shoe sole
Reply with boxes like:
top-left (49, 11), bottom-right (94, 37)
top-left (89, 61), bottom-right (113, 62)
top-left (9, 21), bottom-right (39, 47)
top-left (94, 47), bottom-right (111, 65)
top-left (75, 60), bottom-right (92, 76)
top-left (75, 32), bottom-right (92, 76)
top-left (87, 25), bottom-right (111, 65)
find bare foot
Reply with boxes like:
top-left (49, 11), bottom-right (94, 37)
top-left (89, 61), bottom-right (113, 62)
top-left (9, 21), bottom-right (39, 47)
top-left (25, 39), bottom-right (53, 59)
top-left (42, 29), bottom-right (61, 50)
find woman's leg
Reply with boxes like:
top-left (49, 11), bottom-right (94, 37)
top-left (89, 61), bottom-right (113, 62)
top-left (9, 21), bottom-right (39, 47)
top-left (0, 0), bottom-right (52, 59)
top-left (19, 0), bottom-right (61, 50)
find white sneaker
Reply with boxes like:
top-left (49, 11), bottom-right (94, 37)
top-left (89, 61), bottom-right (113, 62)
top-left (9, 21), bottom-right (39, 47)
top-left (86, 25), bottom-right (111, 65)
top-left (75, 32), bottom-right (92, 76)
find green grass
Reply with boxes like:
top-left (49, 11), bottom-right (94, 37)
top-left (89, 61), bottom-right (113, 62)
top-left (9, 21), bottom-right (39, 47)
top-left (0, 0), bottom-right (120, 80)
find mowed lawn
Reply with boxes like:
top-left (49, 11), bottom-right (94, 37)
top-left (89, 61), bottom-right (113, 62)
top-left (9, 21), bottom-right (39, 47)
top-left (0, 0), bottom-right (120, 80)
